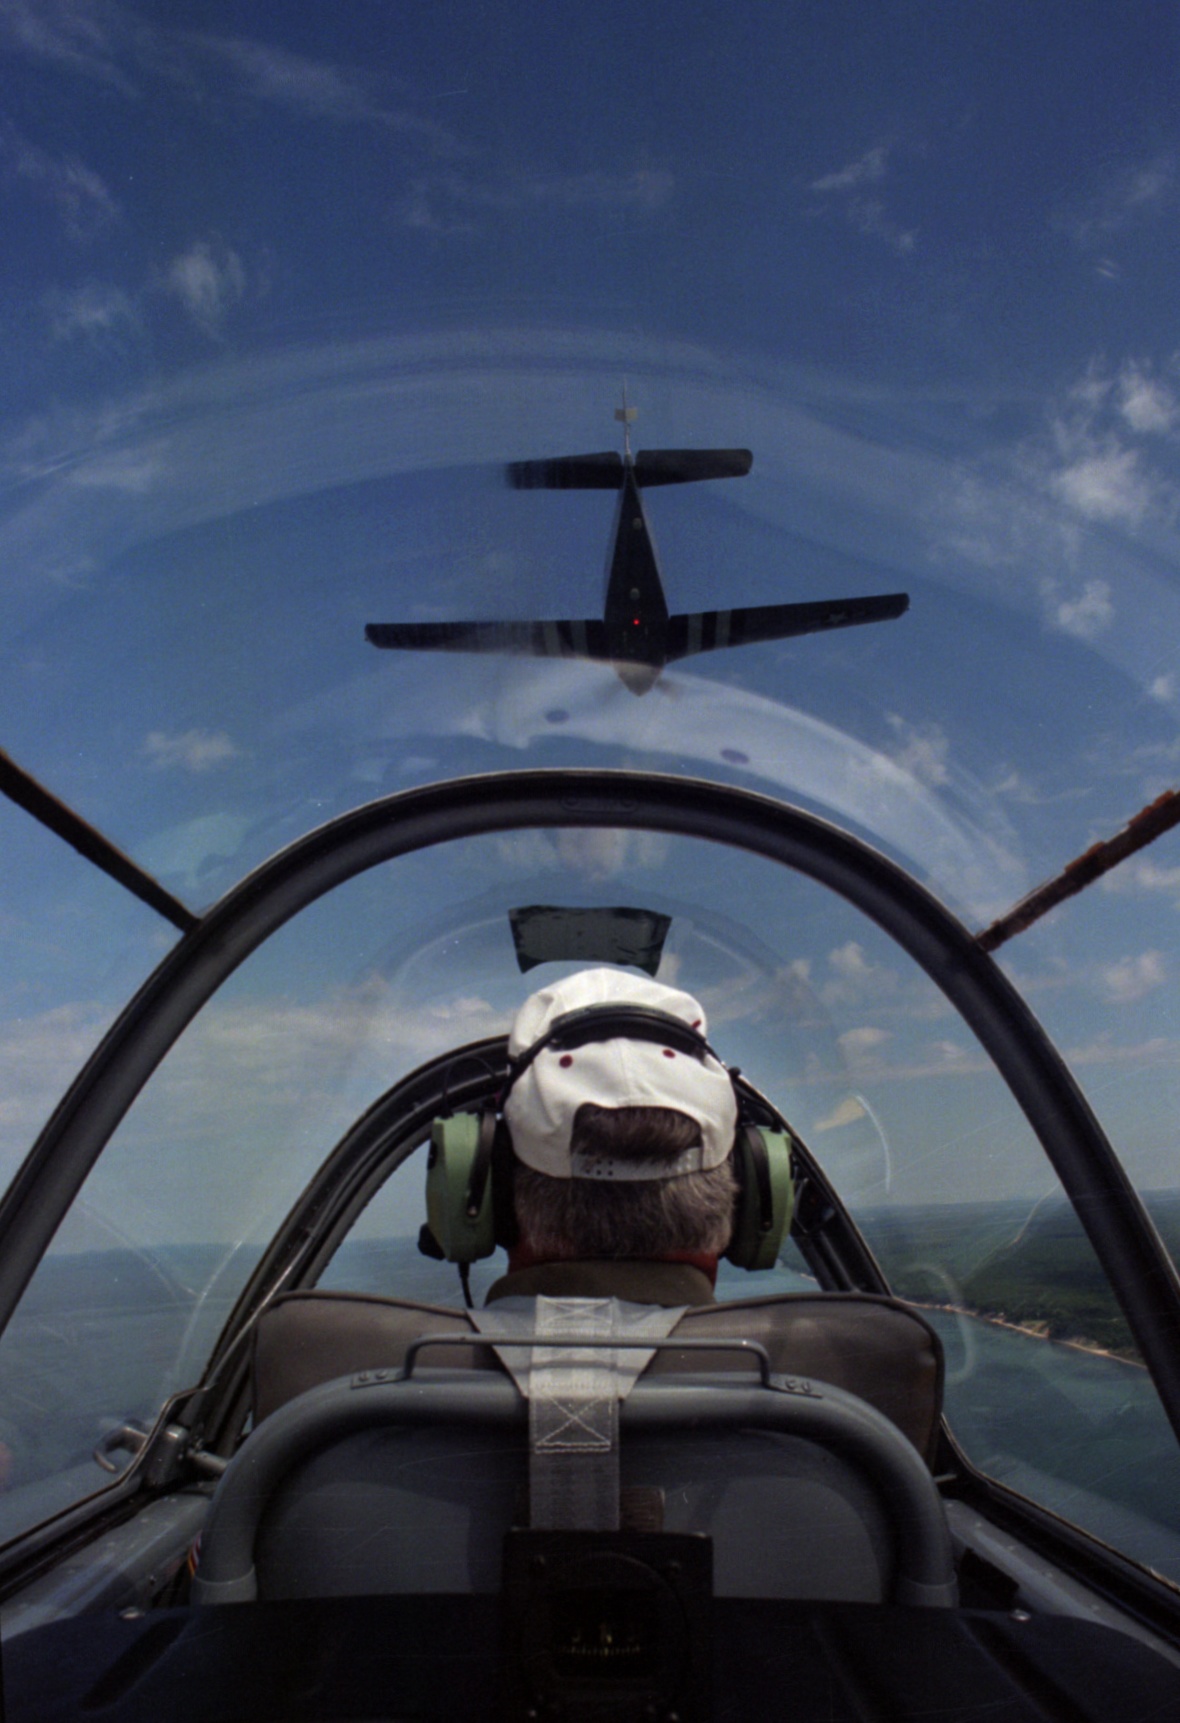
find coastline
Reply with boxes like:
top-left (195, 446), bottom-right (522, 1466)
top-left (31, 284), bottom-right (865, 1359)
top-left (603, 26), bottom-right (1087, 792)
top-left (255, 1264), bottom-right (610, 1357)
top-left (911, 1299), bottom-right (1145, 1368)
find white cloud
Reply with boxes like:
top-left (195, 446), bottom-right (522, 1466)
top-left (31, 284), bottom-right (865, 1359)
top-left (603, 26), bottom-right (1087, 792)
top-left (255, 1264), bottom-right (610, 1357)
top-left (828, 942), bottom-right (873, 982)
top-left (1101, 858), bottom-right (1180, 898)
top-left (142, 729), bottom-right (240, 773)
top-left (1051, 578), bottom-right (1115, 641)
top-left (820, 942), bottom-right (900, 1010)
top-left (0, 1002), bottom-right (114, 1184)
top-left (1118, 364), bottom-right (1178, 435)
top-left (1149, 675), bottom-right (1176, 704)
top-left (885, 715), bottom-right (950, 786)
top-left (837, 1025), bottom-right (891, 1067)
top-left (1097, 950), bottom-right (1166, 1005)
top-left (810, 146), bottom-right (888, 194)
top-left (491, 828), bottom-right (668, 881)
top-left (809, 145), bottom-right (915, 254)
top-left (166, 240), bottom-right (246, 335)
top-left (45, 281), bottom-right (139, 343)
top-left (1051, 447), bottom-right (1152, 525)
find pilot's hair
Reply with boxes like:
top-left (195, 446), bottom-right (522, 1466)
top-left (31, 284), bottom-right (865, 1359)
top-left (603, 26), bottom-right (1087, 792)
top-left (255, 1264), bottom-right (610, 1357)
top-left (512, 1103), bottom-right (736, 1259)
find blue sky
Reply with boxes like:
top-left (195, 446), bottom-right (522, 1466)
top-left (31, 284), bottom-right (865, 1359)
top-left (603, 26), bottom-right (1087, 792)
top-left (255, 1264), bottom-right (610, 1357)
top-left (2, 1), bottom-right (1180, 1220)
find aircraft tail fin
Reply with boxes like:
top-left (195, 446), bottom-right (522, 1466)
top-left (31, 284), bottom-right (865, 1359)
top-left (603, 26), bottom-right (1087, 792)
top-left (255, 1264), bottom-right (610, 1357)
top-left (666, 592), bottom-right (909, 661)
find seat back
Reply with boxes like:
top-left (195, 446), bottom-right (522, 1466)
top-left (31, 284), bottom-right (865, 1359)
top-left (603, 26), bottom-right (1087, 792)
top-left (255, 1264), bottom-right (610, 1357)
top-left (252, 1288), bottom-right (943, 1459)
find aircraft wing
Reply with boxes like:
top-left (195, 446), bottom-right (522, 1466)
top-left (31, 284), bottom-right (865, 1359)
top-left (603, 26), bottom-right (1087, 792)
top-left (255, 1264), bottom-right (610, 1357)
top-left (665, 592), bottom-right (909, 661)
top-left (365, 619), bottom-right (610, 659)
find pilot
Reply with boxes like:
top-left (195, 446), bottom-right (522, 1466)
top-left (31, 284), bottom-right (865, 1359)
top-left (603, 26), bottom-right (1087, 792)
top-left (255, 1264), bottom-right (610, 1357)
top-left (487, 966), bottom-right (740, 1308)
top-left (250, 963), bottom-right (943, 1465)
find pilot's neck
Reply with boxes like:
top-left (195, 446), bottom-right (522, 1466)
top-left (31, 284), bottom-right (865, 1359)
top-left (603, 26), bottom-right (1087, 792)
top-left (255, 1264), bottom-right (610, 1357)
top-left (506, 1238), bottom-right (719, 1287)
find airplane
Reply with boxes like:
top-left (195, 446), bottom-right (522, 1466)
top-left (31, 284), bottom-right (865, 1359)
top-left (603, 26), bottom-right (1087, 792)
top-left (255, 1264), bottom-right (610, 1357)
top-left (366, 404), bottom-right (909, 694)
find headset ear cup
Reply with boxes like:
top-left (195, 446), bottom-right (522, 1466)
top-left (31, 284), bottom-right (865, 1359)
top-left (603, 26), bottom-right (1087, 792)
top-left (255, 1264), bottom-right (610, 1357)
top-left (424, 1113), bottom-right (499, 1263)
top-left (725, 1127), bottom-right (795, 1271)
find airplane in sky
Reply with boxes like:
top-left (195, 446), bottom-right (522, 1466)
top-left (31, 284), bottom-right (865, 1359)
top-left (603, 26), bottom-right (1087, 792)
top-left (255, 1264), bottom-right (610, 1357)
top-left (365, 405), bottom-right (909, 694)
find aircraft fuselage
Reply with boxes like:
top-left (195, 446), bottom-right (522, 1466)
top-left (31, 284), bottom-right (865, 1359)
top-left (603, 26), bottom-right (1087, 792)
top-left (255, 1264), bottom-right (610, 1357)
top-left (602, 466), bottom-right (670, 694)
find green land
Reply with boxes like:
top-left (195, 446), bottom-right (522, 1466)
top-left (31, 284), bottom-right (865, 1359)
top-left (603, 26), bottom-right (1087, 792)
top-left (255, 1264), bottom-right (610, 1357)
top-left (857, 1191), bottom-right (1180, 1360)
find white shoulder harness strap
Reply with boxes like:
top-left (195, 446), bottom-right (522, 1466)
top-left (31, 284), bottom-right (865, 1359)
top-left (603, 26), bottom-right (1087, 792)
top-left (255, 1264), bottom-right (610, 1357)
top-left (471, 1295), bottom-right (685, 1530)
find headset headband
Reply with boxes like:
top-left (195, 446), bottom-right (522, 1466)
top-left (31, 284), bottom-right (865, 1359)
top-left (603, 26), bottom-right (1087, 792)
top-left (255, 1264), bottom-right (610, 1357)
top-left (500, 1002), bottom-right (719, 1110)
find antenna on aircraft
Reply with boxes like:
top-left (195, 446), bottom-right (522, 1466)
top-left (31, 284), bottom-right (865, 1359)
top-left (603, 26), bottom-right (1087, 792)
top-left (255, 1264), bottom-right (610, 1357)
top-left (614, 385), bottom-right (637, 461)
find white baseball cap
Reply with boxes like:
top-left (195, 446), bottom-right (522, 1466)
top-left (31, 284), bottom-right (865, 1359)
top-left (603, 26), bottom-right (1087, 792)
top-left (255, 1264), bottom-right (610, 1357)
top-left (502, 967), bottom-right (738, 1180)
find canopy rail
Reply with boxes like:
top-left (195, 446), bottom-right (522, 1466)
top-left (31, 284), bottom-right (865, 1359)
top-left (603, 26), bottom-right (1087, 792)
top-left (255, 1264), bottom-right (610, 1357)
top-left (0, 747), bottom-right (198, 935)
top-left (978, 788), bottom-right (1180, 952)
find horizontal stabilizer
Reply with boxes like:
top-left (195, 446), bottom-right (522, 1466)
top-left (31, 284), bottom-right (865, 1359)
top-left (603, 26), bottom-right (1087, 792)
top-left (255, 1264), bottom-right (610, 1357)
top-left (366, 618), bottom-right (609, 659)
top-left (665, 592), bottom-right (909, 661)
top-left (507, 453), bottom-right (623, 490)
top-left (633, 448), bottom-right (752, 487)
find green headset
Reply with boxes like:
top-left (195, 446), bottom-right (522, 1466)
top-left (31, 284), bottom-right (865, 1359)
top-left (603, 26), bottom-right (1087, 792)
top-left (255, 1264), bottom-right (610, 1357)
top-left (422, 1002), bottom-right (794, 1273)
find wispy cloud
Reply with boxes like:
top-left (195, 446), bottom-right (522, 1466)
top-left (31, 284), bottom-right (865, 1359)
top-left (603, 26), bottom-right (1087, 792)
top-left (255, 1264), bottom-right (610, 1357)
top-left (0, 1000), bottom-right (114, 1184)
top-left (810, 145), bottom-right (888, 195)
top-left (491, 828), bottom-right (669, 881)
top-left (165, 239), bottom-right (246, 336)
top-left (0, 122), bottom-right (120, 239)
top-left (142, 729), bottom-right (240, 773)
top-left (1101, 856), bottom-right (1180, 902)
top-left (809, 144), bottom-right (915, 255)
top-left (44, 281), bottom-right (139, 343)
top-left (1057, 151), bottom-right (1176, 250)
top-left (187, 34), bottom-right (463, 154)
top-left (402, 164), bottom-right (674, 235)
top-left (0, 0), bottom-right (139, 94)
top-left (819, 942), bottom-right (901, 1011)
top-left (885, 715), bottom-right (950, 787)
top-left (0, 1), bottom-right (464, 154)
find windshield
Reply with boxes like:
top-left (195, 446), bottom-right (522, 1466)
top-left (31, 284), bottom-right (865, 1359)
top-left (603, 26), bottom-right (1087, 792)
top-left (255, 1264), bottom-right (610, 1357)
top-left (2, 0), bottom-right (1180, 1599)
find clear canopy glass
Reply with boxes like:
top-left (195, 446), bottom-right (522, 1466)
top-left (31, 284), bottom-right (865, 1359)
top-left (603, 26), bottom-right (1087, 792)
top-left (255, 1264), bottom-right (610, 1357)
top-left (2, 0), bottom-right (1180, 1606)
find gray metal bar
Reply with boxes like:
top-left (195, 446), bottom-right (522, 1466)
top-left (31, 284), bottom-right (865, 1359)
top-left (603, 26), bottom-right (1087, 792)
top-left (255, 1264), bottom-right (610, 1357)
top-left (190, 1370), bottom-right (956, 1608)
top-left (0, 748), bottom-right (198, 934)
top-left (400, 1331), bottom-right (774, 1386)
